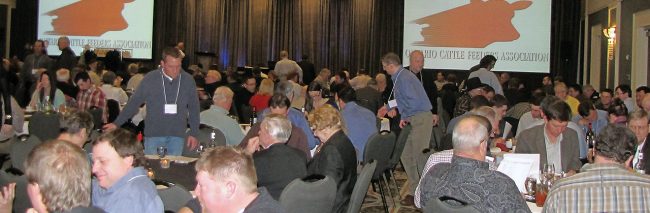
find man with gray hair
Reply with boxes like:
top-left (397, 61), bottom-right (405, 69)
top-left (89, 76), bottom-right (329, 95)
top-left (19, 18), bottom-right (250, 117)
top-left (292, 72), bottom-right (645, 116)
top-left (243, 114), bottom-right (308, 199)
top-left (418, 115), bottom-right (529, 212)
top-left (274, 50), bottom-right (303, 83)
top-left (55, 36), bottom-right (77, 71)
top-left (200, 86), bottom-right (244, 146)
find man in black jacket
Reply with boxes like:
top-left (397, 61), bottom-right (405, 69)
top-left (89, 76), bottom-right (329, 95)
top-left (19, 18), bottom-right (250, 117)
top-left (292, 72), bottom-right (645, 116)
top-left (298, 54), bottom-right (315, 85)
top-left (244, 114), bottom-right (308, 199)
top-left (55, 36), bottom-right (77, 71)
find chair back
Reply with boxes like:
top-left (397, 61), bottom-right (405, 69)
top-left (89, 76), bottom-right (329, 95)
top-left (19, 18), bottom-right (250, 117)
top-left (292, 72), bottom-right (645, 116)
top-left (28, 112), bottom-right (61, 141)
top-left (346, 160), bottom-right (377, 213)
top-left (182, 124), bottom-right (227, 157)
top-left (388, 124), bottom-right (411, 169)
top-left (239, 105), bottom-right (253, 124)
top-left (424, 196), bottom-right (480, 213)
top-left (363, 131), bottom-right (396, 179)
top-left (279, 175), bottom-right (337, 213)
top-left (88, 107), bottom-right (104, 130)
top-left (106, 99), bottom-right (120, 123)
top-left (10, 136), bottom-right (41, 172)
top-left (154, 179), bottom-right (193, 213)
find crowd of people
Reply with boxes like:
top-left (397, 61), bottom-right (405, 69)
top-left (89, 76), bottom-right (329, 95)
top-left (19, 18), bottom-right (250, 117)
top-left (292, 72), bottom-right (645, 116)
top-left (0, 36), bottom-right (648, 213)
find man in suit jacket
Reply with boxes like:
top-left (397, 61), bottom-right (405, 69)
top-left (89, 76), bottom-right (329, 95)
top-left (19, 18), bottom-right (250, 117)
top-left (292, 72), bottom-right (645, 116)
top-left (516, 96), bottom-right (581, 175)
top-left (627, 110), bottom-right (650, 174)
top-left (243, 114), bottom-right (308, 200)
top-left (55, 36), bottom-right (77, 71)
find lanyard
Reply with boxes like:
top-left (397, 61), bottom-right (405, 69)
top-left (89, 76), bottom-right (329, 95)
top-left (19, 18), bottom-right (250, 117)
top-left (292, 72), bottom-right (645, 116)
top-left (388, 68), bottom-right (404, 100)
top-left (161, 69), bottom-right (181, 105)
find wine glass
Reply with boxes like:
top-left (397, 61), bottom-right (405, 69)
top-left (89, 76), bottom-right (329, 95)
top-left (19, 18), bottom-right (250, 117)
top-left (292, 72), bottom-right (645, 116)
top-left (543, 164), bottom-right (555, 180)
top-left (524, 176), bottom-right (537, 200)
top-left (157, 146), bottom-right (167, 158)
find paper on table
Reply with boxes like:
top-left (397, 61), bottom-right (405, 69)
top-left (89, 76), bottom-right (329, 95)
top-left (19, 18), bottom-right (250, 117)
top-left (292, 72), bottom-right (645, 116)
top-left (497, 158), bottom-right (534, 192)
top-left (503, 153), bottom-right (541, 178)
top-left (502, 122), bottom-right (512, 139)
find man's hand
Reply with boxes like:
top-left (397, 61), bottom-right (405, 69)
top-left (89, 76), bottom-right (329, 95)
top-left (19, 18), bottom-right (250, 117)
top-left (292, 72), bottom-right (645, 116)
top-left (377, 106), bottom-right (388, 117)
top-left (399, 119), bottom-right (409, 129)
top-left (387, 109), bottom-right (398, 118)
top-left (102, 123), bottom-right (117, 131)
top-left (0, 125), bottom-right (13, 136)
top-left (0, 183), bottom-right (15, 213)
top-left (244, 137), bottom-right (261, 155)
top-left (187, 136), bottom-right (198, 150)
top-left (432, 114), bottom-right (439, 126)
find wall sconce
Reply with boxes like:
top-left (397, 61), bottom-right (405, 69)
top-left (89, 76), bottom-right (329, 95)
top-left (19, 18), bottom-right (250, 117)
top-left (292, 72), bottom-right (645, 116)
top-left (603, 26), bottom-right (616, 60)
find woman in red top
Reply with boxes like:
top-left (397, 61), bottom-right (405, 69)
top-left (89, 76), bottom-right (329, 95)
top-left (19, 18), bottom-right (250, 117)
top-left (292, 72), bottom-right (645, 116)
top-left (249, 78), bottom-right (274, 113)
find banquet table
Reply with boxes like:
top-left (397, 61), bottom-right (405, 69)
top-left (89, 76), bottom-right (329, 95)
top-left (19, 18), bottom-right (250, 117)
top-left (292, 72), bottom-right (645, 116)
top-left (146, 155), bottom-right (198, 190)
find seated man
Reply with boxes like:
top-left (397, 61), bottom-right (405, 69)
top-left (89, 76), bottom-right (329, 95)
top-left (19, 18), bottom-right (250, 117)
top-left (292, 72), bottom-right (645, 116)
top-left (242, 93), bottom-right (310, 158)
top-left (544, 125), bottom-right (650, 212)
top-left (91, 129), bottom-right (163, 212)
top-left (336, 86), bottom-right (378, 161)
top-left (75, 71), bottom-right (107, 123)
top-left (453, 77), bottom-right (485, 117)
top-left (627, 110), bottom-right (650, 174)
top-left (185, 147), bottom-right (284, 213)
top-left (554, 82), bottom-right (580, 116)
top-left (243, 114), bottom-right (308, 200)
top-left (200, 86), bottom-right (245, 146)
top-left (25, 140), bottom-right (104, 213)
top-left (58, 110), bottom-right (94, 148)
top-left (418, 115), bottom-right (529, 212)
top-left (572, 101), bottom-right (608, 135)
top-left (447, 95), bottom-right (491, 134)
top-left (516, 96), bottom-right (582, 175)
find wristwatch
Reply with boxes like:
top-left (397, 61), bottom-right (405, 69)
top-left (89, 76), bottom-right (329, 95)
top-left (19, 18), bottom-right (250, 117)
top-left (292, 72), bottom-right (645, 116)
top-left (3, 115), bottom-right (11, 124)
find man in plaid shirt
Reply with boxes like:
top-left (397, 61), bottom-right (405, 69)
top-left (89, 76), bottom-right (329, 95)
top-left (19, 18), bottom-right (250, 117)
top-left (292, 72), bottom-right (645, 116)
top-left (75, 71), bottom-right (107, 123)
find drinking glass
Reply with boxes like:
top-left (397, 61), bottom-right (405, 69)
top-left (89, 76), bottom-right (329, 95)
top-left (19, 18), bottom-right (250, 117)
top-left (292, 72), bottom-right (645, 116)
top-left (543, 164), bottom-right (555, 181)
top-left (524, 176), bottom-right (537, 200)
top-left (157, 146), bottom-right (167, 158)
top-left (535, 181), bottom-right (548, 207)
top-left (196, 143), bottom-right (205, 153)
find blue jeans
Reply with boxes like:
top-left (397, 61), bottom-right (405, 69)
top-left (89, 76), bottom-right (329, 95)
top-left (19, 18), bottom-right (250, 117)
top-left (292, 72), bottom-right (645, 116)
top-left (144, 136), bottom-right (185, 156)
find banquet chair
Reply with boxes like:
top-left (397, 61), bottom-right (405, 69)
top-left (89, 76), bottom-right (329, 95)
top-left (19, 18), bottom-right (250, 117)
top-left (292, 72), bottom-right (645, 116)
top-left (183, 124), bottom-right (226, 157)
top-left (154, 179), bottom-right (193, 213)
top-left (346, 160), bottom-right (377, 213)
top-left (9, 135), bottom-right (41, 173)
top-left (386, 124), bottom-right (411, 198)
top-left (28, 111), bottom-right (61, 141)
top-left (363, 130), bottom-right (396, 212)
top-left (279, 175), bottom-right (337, 213)
top-left (424, 196), bottom-right (479, 213)
top-left (88, 107), bottom-right (104, 131)
top-left (106, 99), bottom-right (120, 123)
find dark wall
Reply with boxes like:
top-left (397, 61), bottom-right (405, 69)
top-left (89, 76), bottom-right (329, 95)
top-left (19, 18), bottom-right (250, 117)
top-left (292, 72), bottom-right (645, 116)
top-left (587, 8), bottom-right (609, 89)
top-left (550, 0), bottom-right (581, 85)
top-left (9, 0), bottom-right (36, 59)
top-left (619, 0), bottom-right (650, 85)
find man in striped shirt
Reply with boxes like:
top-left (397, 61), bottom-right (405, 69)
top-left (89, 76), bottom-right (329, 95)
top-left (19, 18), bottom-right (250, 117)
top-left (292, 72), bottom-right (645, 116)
top-left (543, 124), bottom-right (650, 212)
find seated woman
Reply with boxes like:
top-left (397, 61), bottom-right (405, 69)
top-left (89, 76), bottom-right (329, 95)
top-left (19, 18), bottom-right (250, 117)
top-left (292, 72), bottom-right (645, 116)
top-left (91, 129), bottom-right (163, 212)
top-left (249, 78), bottom-right (274, 113)
top-left (307, 105), bottom-right (357, 213)
top-left (304, 81), bottom-right (330, 113)
top-left (29, 72), bottom-right (65, 110)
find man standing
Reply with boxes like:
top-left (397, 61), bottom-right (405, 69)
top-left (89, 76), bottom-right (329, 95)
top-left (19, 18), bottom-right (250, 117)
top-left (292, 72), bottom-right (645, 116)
top-left (55, 36), bottom-right (77, 71)
top-left (104, 47), bottom-right (200, 156)
top-left (468, 55), bottom-right (503, 95)
top-left (378, 52), bottom-right (433, 206)
top-left (274, 50), bottom-right (303, 83)
top-left (406, 50), bottom-right (439, 126)
top-left (200, 86), bottom-right (244, 146)
top-left (298, 54), bottom-right (316, 85)
top-left (418, 115), bottom-right (529, 212)
top-left (543, 125), bottom-right (650, 212)
top-left (19, 40), bottom-right (53, 106)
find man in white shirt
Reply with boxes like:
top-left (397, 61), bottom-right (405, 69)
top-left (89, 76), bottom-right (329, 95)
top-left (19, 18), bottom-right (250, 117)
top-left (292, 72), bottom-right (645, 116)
top-left (274, 50), bottom-right (303, 83)
top-left (99, 71), bottom-right (128, 105)
top-left (468, 55), bottom-right (503, 95)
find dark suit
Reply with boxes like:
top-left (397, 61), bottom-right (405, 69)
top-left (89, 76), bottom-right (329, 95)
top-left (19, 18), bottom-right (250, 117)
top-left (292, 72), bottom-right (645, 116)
top-left (254, 144), bottom-right (308, 200)
top-left (630, 134), bottom-right (650, 174)
top-left (404, 68), bottom-right (438, 114)
top-left (55, 47), bottom-right (77, 71)
top-left (298, 60), bottom-right (315, 85)
top-left (308, 130), bottom-right (357, 213)
top-left (355, 86), bottom-right (383, 114)
top-left (515, 125), bottom-right (582, 172)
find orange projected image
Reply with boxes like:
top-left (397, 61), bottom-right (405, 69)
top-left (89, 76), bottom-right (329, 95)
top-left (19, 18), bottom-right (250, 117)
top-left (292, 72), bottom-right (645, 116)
top-left (44, 0), bottom-right (134, 36)
top-left (411, 0), bottom-right (532, 48)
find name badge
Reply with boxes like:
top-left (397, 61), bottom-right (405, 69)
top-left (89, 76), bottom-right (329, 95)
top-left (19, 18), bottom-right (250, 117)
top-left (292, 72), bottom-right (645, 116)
top-left (164, 104), bottom-right (177, 114)
top-left (388, 99), bottom-right (398, 108)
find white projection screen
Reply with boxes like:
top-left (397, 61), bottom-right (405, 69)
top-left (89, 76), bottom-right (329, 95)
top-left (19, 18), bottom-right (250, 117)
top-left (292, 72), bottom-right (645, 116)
top-left (403, 0), bottom-right (551, 73)
top-left (37, 0), bottom-right (154, 59)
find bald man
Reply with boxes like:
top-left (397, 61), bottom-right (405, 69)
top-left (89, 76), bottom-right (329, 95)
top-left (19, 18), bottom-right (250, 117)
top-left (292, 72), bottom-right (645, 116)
top-left (406, 50), bottom-right (439, 126)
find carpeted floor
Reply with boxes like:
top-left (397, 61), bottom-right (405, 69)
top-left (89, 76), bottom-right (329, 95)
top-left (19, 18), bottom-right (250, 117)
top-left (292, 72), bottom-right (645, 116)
top-left (360, 168), bottom-right (421, 213)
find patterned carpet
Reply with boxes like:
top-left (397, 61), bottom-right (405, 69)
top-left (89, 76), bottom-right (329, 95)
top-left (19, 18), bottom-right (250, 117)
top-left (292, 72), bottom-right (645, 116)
top-left (360, 168), bottom-right (421, 213)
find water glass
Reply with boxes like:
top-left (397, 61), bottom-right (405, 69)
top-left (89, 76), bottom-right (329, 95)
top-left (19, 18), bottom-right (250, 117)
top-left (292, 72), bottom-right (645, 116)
top-left (157, 146), bottom-right (167, 158)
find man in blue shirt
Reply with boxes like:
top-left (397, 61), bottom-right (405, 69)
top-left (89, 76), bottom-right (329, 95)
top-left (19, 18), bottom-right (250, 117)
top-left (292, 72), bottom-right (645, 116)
top-left (200, 86), bottom-right (245, 146)
top-left (336, 86), bottom-right (378, 161)
top-left (378, 52), bottom-right (433, 206)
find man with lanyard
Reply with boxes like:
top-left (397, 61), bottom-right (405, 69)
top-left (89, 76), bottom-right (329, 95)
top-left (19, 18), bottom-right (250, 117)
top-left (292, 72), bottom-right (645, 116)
top-left (20, 40), bottom-right (53, 106)
top-left (104, 47), bottom-right (200, 155)
top-left (378, 52), bottom-right (433, 207)
top-left (406, 50), bottom-right (440, 137)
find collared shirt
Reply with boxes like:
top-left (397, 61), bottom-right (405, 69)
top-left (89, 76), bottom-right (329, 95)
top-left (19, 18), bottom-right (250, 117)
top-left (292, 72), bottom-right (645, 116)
top-left (543, 125), bottom-right (564, 171)
top-left (389, 66), bottom-right (432, 118)
top-left (92, 167), bottom-right (164, 213)
top-left (77, 85), bottom-right (107, 122)
top-left (200, 105), bottom-right (245, 146)
top-left (516, 111), bottom-right (542, 136)
top-left (571, 109), bottom-right (608, 135)
top-left (414, 149), bottom-right (498, 208)
top-left (340, 101), bottom-right (378, 161)
top-left (467, 68), bottom-right (503, 95)
top-left (260, 107), bottom-right (318, 149)
top-left (520, 119), bottom-right (587, 159)
top-left (543, 163), bottom-right (650, 213)
top-left (417, 155), bottom-right (530, 212)
top-left (100, 84), bottom-right (129, 105)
